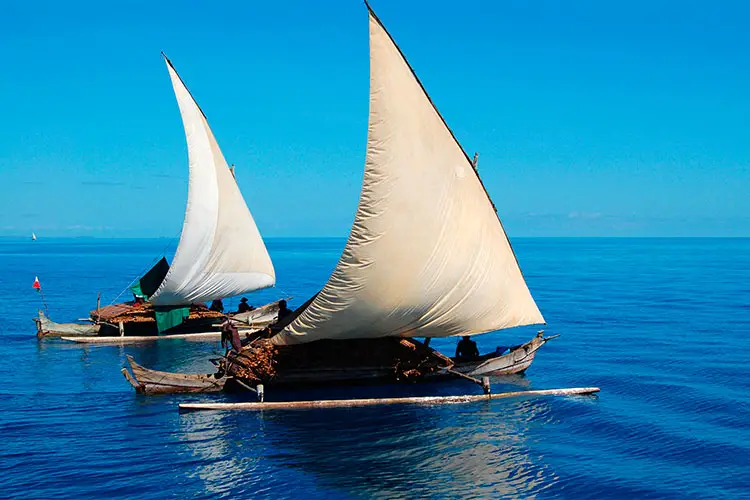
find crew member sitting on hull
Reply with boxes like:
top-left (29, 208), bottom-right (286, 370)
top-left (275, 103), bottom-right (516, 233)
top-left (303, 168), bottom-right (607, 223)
top-left (276, 299), bottom-right (293, 322)
top-left (237, 297), bottom-right (254, 313)
top-left (262, 300), bottom-right (295, 338)
top-left (455, 335), bottom-right (480, 361)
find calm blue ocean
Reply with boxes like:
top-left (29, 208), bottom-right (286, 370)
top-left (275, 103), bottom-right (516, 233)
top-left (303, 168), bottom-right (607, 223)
top-left (0, 237), bottom-right (748, 499)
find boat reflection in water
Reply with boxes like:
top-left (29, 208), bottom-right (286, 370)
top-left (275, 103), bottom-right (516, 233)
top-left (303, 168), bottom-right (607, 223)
top-left (178, 381), bottom-right (559, 498)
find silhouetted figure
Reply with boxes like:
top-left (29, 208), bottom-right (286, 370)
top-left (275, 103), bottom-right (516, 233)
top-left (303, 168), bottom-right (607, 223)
top-left (237, 297), bottom-right (253, 313)
top-left (277, 299), bottom-right (293, 322)
top-left (455, 336), bottom-right (479, 361)
top-left (264, 300), bottom-right (294, 337)
top-left (209, 299), bottom-right (224, 312)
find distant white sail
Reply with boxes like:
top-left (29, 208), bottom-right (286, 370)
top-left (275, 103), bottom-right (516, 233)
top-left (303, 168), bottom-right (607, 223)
top-left (149, 56), bottom-right (275, 306)
top-left (31, 232), bottom-right (37, 241)
top-left (272, 7), bottom-right (544, 345)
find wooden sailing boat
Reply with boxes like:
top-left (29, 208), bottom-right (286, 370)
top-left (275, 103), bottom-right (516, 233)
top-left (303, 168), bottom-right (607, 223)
top-left (39, 55), bottom-right (279, 341)
top-left (125, 4), bottom-right (555, 391)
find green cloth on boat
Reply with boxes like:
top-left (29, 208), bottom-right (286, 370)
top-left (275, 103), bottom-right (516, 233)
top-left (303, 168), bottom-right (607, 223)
top-left (154, 306), bottom-right (190, 333)
top-left (130, 281), bottom-right (146, 299)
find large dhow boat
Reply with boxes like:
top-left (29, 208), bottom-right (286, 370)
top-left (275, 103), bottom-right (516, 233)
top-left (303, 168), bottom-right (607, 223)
top-left (38, 56), bottom-right (280, 343)
top-left (124, 4), bottom-right (558, 394)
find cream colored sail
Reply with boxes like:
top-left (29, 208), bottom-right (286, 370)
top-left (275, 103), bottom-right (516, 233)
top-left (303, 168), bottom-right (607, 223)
top-left (149, 56), bottom-right (275, 306)
top-left (272, 8), bottom-right (544, 345)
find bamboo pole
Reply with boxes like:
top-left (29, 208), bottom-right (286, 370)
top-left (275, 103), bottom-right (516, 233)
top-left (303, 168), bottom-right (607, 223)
top-left (178, 387), bottom-right (600, 412)
top-left (38, 287), bottom-right (49, 318)
top-left (440, 367), bottom-right (484, 387)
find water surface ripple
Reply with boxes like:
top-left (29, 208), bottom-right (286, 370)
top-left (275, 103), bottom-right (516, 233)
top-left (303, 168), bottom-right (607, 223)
top-left (0, 237), bottom-right (748, 498)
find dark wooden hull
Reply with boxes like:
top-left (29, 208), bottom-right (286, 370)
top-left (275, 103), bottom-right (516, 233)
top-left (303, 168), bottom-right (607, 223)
top-left (122, 333), bottom-right (555, 394)
top-left (265, 333), bottom-right (552, 387)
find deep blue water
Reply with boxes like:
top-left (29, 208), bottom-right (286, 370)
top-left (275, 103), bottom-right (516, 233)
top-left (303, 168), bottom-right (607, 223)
top-left (1, 237), bottom-right (748, 499)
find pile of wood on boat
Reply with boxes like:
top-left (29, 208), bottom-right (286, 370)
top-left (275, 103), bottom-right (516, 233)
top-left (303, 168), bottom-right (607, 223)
top-left (91, 302), bottom-right (225, 337)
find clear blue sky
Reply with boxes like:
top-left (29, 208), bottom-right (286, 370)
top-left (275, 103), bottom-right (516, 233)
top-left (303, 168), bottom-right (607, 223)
top-left (1, 0), bottom-right (748, 238)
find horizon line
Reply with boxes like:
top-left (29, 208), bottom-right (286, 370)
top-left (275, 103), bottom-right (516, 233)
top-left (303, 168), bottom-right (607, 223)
top-left (1, 235), bottom-right (749, 240)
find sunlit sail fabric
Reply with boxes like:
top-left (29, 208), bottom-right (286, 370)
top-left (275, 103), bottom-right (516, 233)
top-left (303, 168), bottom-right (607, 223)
top-left (272, 8), bottom-right (544, 345)
top-left (149, 57), bottom-right (275, 306)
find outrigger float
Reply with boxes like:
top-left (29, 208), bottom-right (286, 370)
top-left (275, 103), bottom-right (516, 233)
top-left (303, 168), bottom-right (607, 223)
top-left (36, 54), bottom-right (281, 344)
top-left (125, 3), bottom-right (598, 405)
top-left (178, 387), bottom-right (601, 412)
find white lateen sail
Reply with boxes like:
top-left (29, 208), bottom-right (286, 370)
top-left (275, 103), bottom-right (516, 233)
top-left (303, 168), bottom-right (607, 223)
top-left (148, 56), bottom-right (275, 306)
top-left (272, 6), bottom-right (544, 345)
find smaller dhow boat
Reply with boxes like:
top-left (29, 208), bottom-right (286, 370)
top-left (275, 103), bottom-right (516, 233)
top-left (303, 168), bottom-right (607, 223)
top-left (37, 55), bottom-right (280, 343)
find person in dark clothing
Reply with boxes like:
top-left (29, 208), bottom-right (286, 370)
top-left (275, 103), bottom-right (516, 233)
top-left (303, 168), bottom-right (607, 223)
top-left (209, 299), bottom-right (224, 312)
top-left (221, 319), bottom-right (242, 353)
top-left (263, 300), bottom-right (294, 337)
top-left (277, 299), bottom-right (293, 322)
top-left (237, 297), bottom-right (253, 313)
top-left (455, 335), bottom-right (480, 361)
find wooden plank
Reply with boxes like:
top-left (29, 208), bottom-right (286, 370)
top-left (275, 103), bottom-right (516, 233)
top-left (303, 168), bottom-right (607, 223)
top-left (61, 332), bottom-right (224, 344)
top-left (178, 387), bottom-right (600, 412)
top-left (61, 323), bottom-right (261, 344)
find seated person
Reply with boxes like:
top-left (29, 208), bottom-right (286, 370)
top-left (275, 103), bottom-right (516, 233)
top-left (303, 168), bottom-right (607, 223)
top-left (237, 297), bottom-right (254, 313)
top-left (455, 335), bottom-right (480, 361)
top-left (209, 299), bottom-right (224, 312)
top-left (262, 300), bottom-right (295, 337)
top-left (277, 299), bottom-right (293, 322)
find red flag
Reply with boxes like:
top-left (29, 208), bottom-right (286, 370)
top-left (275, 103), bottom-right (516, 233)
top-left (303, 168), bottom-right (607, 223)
top-left (32, 276), bottom-right (41, 290)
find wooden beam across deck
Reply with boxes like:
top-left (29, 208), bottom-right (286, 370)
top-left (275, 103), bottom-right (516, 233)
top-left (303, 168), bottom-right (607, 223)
top-left (178, 387), bottom-right (600, 412)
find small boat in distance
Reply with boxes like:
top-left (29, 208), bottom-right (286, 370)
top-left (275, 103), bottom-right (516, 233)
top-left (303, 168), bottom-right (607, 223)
top-left (126, 3), bottom-right (554, 394)
top-left (38, 54), bottom-right (279, 342)
top-left (31, 232), bottom-right (36, 241)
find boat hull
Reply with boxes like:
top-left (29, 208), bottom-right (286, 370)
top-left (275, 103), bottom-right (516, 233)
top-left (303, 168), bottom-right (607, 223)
top-left (122, 333), bottom-right (555, 394)
top-left (34, 310), bottom-right (100, 338)
top-left (122, 355), bottom-right (228, 395)
top-left (449, 333), bottom-right (549, 377)
top-left (39, 299), bottom-right (284, 343)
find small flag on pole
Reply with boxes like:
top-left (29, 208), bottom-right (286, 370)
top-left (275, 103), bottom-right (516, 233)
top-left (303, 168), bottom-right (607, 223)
top-left (33, 276), bottom-right (41, 290)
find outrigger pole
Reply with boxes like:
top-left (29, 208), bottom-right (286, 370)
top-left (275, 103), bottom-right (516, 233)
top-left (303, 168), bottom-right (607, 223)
top-left (178, 387), bottom-right (600, 412)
